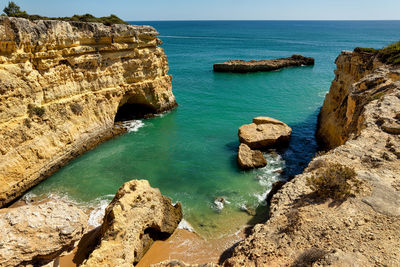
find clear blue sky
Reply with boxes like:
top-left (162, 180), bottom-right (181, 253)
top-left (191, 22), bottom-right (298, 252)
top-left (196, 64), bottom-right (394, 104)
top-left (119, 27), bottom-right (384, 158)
top-left (5, 0), bottom-right (400, 21)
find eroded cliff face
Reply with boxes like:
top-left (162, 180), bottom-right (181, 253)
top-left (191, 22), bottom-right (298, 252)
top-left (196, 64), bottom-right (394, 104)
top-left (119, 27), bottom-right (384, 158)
top-left (222, 50), bottom-right (400, 266)
top-left (316, 50), bottom-right (387, 149)
top-left (0, 17), bottom-right (176, 207)
top-left (81, 180), bottom-right (182, 267)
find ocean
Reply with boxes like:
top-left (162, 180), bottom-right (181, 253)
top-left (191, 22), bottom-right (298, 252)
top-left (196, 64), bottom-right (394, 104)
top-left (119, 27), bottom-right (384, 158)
top-left (26, 20), bottom-right (400, 238)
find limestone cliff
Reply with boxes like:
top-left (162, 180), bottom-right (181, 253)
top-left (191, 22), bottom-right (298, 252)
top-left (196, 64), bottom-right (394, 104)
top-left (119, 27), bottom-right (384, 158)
top-left (0, 17), bottom-right (176, 207)
top-left (222, 49), bottom-right (400, 266)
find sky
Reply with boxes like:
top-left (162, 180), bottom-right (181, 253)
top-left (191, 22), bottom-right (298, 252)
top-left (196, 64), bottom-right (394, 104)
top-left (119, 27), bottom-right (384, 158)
top-left (4, 0), bottom-right (400, 21)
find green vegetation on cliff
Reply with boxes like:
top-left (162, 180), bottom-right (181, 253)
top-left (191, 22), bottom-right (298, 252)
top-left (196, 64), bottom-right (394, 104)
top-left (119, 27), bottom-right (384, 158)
top-left (355, 41), bottom-right (400, 65)
top-left (2, 1), bottom-right (128, 25)
top-left (306, 163), bottom-right (361, 201)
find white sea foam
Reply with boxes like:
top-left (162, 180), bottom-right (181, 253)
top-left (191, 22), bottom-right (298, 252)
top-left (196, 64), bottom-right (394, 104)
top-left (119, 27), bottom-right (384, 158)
top-left (119, 120), bottom-right (145, 133)
top-left (87, 195), bottom-right (115, 227)
top-left (21, 192), bottom-right (37, 204)
top-left (254, 190), bottom-right (270, 205)
top-left (213, 199), bottom-right (224, 211)
top-left (88, 200), bottom-right (109, 227)
top-left (177, 219), bottom-right (195, 232)
top-left (251, 151), bottom-right (285, 205)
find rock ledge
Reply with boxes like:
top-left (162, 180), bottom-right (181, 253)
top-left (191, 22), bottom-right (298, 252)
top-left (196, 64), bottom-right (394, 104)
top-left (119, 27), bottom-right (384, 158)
top-left (213, 54), bottom-right (314, 73)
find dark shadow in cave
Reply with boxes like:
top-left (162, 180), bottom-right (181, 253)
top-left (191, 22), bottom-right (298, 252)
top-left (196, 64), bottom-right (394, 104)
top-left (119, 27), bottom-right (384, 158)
top-left (114, 96), bottom-right (156, 122)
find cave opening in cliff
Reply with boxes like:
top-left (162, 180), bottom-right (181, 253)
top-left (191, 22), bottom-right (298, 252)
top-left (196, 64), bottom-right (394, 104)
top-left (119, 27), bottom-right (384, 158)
top-left (114, 97), bottom-right (156, 122)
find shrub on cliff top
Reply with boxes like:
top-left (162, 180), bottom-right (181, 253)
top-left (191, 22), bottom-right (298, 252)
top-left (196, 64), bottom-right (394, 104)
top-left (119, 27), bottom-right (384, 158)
top-left (355, 40), bottom-right (400, 65)
top-left (306, 163), bottom-right (361, 201)
top-left (2, 2), bottom-right (127, 25)
top-left (3, 1), bottom-right (28, 18)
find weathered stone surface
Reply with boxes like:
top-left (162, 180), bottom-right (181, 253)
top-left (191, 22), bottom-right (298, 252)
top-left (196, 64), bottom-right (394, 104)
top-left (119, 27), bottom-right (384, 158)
top-left (213, 54), bottom-right (314, 73)
top-left (238, 117), bottom-right (291, 149)
top-left (152, 260), bottom-right (218, 267)
top-left (81, 180), bottom-right (182, 267)
top-left (0, 17), bottom-right (177, 207)
top-left (223, 50), bottom-right (400, 266)
top-left (237, 143), bottom-right (267, 169)
top-left (0, 200), bottom-right (88, 267)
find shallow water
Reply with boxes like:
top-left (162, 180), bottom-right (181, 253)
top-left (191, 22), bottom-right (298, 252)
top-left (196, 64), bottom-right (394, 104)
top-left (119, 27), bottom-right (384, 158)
top-left (27, 21), bottom-right (400, 238)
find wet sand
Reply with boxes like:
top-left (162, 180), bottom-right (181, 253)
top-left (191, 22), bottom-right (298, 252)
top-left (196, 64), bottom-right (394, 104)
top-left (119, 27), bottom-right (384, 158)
top-left (8, 197), bottom-right (249, 266)
top-left (137, 229), bottom-right (245, 266)
top-left (57, 228), bottom-right (245, 267)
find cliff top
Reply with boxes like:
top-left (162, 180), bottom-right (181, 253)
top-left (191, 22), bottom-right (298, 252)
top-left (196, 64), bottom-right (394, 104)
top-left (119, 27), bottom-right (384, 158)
top-left (0, 16), bottom-right (158, 47)
top-left (2, 1), bottom-right (128, 25)
top-left (355, 41), bottom-right (400, 65)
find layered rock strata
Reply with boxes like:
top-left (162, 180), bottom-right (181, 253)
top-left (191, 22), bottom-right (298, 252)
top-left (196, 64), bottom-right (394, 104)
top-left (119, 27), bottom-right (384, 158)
top-left (224, 49), bottom-right (400, 266)
top-left (0, 17), bottom-right (176, 207)
top-left (0, 200), bottom-right (88, 267)
top-left (81, 180), bottom-right (182, 267)
top-left (213, 54), bottom-right (314, 73)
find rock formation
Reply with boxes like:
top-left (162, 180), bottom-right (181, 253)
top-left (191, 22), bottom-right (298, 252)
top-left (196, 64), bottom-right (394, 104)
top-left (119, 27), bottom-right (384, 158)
top-left (237, 143), bottom-right (267, 169)
top-left (213, 54), bottom-right (314, 73)
top-left (81, 180), bottom-right (182, 267)
top-left (238, 116), bottom-right (292, 149)
top-left (223, 49), bottom-right (400, 266)
top-left (0, 17), bottom-right (177, 207)
top-left (0, 200), bottom-right (88, 267)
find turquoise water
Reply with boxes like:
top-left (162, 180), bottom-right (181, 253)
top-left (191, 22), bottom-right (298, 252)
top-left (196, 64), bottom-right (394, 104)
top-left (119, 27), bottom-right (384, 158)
top-left (27, 21), bottom-right (400, 238)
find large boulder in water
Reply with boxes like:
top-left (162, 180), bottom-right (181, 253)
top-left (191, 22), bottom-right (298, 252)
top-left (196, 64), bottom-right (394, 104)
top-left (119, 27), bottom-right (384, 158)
top-left (237, 143), bottom-right (267, 169)
top-left (0, 200), bottom-right (88, 267)
top-left (238, 117), bottom-right (292, 149)
top-left (81, 180), bottom-right (182, 267)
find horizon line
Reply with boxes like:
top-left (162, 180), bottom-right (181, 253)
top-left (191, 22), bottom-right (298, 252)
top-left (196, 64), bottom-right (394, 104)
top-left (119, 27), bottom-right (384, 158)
top-left (126, 19), bottom-right (400, 22)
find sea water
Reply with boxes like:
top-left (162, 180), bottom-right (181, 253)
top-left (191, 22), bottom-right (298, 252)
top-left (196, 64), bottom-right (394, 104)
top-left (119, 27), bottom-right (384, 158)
top-left (26, 21), bottom-right (400, 238)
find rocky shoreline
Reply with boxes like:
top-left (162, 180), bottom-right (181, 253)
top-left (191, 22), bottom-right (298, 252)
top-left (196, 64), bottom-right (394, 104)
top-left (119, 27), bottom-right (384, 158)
top-left (0, 17), bottom-right (177, 207)
top-left (1, 16), bottom-right (399, 267)
top-left (213, 54), bottom-right (314, 73)
top-left (222, 48), bottom-right (400, 266)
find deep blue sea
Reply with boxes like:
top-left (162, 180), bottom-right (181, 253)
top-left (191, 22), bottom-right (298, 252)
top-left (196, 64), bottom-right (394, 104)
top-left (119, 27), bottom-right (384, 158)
top-left (27, 21), bottom-right (400, 238)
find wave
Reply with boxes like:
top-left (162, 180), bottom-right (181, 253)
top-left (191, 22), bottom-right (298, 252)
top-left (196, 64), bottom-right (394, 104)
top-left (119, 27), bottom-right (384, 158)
top-left (177, 219), bottom-right (195, 232)
top-left (88, 199), bottom-right (108, 227)
top-left (119, 120), bottom-right (145, 133)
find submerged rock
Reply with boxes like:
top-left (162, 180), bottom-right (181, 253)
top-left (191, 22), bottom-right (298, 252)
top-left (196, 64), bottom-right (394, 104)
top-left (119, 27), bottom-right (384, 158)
top-left (238, 116), bottom-right (292, 149)
top-left (81, 180), bottom-right (182, 267)
top-left (213, 54), bottom-right (314, 73)
top-left (0, 200), bottom-right (88, 267)
top-left (237, 143), bottom-right (267, 169)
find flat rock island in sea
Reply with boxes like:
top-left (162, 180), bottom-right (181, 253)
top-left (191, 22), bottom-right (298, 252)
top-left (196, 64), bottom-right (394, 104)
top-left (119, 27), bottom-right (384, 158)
top-left (237, 117), bottom-right (291, 170)
top-left (239, 117), bottom-right (292, 149)
top-left (213, 54), bottom-right (314, 73)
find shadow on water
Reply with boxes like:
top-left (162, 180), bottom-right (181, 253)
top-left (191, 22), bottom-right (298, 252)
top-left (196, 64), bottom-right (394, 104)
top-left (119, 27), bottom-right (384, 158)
top-left (245, 107), bottom-right (321, 224)
top-left (217, 108), bottom-right (322, 264)
top-left (279, 107), bottom-right (321, 179)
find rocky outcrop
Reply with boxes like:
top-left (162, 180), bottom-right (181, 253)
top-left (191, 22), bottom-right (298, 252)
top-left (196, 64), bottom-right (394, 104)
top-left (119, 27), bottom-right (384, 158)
top-left (0, 17), bottom-right (177, 207)
top-left (213, 54), bottom-right (314, 73)
top-left (0, 200), bottom-right (88, 267)
top-left (223, 49), bottom-right (400, 266)
top-left (81, 180), bottom-right (182, 267)
top-left (317, 50), bottom-right (385, 149)
top-left (237, 143), bottom-right (267, 170)
top-left (238, 117), bottom-right (292, 149)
